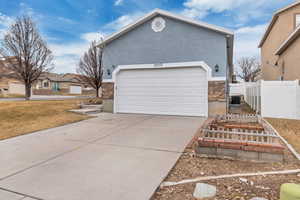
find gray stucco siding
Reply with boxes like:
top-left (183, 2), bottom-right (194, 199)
top-left (103, 15), bottom-right (228, 79)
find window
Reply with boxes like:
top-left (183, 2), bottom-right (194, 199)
top-left (43, 81), bottom-right (49, 88)
top-left (295, 14), bottom-right (300, 27)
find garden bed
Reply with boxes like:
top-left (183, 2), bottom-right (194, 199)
top-left (152, 116), bottom-right (300, 200)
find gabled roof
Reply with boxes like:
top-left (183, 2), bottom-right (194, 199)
top-left (101, 9), bottom-right (233, 46)
top-left (99, 9), bottom-right (234, 66)
top-left (38, 72), bottom-right (81, 83)
top-left (259, 1), bottom-right (300, 47)
top-left (275, 25), bottom-right (300, 55)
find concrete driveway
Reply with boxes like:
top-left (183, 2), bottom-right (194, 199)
top-left (0, 113), bottom-right (204, 200)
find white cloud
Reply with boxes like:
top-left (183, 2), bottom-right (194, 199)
top-left (19, 2), bottom-right (35, 16)
top-left (0, 12), bottom-right (14, 27)
top-left (80, 32), bottom-right (106, 42)
top-left (114, 0), bottom-right (124, 6)
top-left (49, 31), bottom-right (108, 73)
top-left (57, 17), bottom-right (77, 24)
top-left (52, 55), bottom-right (80, 74)
top-left (181, 0), bottom-right (279, 24)
top-left (104, 12), bottom-right (144, 30)
top-left (0, 12), bottom-right (14, 40)
top-left (234, 24), bottom-right (267, 61)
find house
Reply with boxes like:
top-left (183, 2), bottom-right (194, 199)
top-left (259, 1), bottom-right (300, 81)
top-left (99, 9), bottom-right (234, 117)
top-left (33, 73), bottom-right (86, 95)
top-left (0, 58), bottom-right (24, 95)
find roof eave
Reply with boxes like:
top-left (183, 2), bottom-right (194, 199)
top-left (259, 1), bottom-right (300, 48)
top-left (98, 9), bottom-right (234, 47)
top-left (258, 16), bottom-right (278, 48)
top-left (275, 26), bottom-right (300, 55)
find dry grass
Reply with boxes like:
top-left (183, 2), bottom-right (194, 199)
top-left (0, 93), bottom-right (25, 98)
top-left (0, 100), bottom-right (90, 140)
top-left (266, 118), bottom-right (300, 153)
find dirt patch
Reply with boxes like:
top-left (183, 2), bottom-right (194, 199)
top-left (160, 150), bottom-right (300, 183)
top-left (266, 118), bottom-right (300, 154)
top-left (152, 150), bottom-right (300, 200)
top-left (152, 117), bottom-right (300, 200)
top-left (0, 99), bottom-right (91, 140)
top-left (152, 174), bottom-right (300, 200)
top-left (230, 102), bottom-right (256, 115)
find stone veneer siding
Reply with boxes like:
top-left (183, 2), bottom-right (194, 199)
top-left (101, 81), bottom-right (226, 102)
top-left (208, 81), bottom-right (226, 102)
top-left (101, 82), bottom-right (114, 112)
top-left (101, 82), bottom-right (114, 100)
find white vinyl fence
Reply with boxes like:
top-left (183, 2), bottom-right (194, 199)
top-left (230, 80), bottom-right (300, 120)
top-left (229, 83), bottom-right (245, 96)
top-left (244, 82), bottom-right (261, 113)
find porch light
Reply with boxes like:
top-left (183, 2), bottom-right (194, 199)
top-left (215, 64), bottom-right (219, 72)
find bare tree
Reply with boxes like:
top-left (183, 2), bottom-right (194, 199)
top-left (77, 40), bottom-right (103, 98)
top-left (0, 16), bottom-right (53, 100)
top-left (236, 57), bottom-right (261, 82)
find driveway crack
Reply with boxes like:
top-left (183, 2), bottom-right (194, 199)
top-left (0, 187), bottom-right (44, 200)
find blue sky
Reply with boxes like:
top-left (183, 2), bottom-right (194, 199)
top-left (0, 0), bottom-right (295, 73)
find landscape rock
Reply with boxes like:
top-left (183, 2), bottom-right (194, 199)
top-left (239, 178), bottom-right (248, 183)
top-left (193, 183), bottom-right (217, 199)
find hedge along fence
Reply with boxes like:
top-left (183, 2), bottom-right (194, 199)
top-left (230, 80), bottom-right (300, 120)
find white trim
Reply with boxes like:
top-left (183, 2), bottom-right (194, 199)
top-left (112, 61), bottom-right (212, 115)
top-left (112, 61), bottom-right (212, 83)
top-left (209, 77), bottom-right (226, 81)
top-left (259, 1), bottom-right (300, 47)
top-left (100, 9), bottom-right (233, 46)
top-left (102, 79), bottom-right (113, 83)
top-left (275, 25), bottom-right (300, 55)
top-left (151, 17), bottom-right (166, 32)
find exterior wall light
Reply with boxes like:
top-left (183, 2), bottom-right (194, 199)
top-left (215, 64), bottom-right (219, 72)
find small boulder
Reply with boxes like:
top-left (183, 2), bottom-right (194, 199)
top-left (193, 183), bottom-right (216, 199)
top-left (239, 178), bottom-right (248, 183)
top-left (250, 197), bottom-right (268, 200)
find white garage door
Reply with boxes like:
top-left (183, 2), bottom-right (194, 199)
top-left (70, 86), bottom-right (82, 94)
top-left (115, 66), bottom-right (208, 116)
top-left (9, 83), bottom-right (25, 95)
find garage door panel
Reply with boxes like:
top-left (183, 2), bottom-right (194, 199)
top-left (117, 95), bottom-right (208, 102)
top-left (115, 67), bottom-right (208, 117)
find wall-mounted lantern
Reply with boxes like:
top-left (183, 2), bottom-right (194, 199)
top-left (215, 64), bottom-right (219, 72)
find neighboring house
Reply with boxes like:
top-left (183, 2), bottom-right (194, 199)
top-left (100, 9), bottom-right (234, 117)
top-left (0, 58), bottom-right (24, 95)
top-left (259, 1), bottom-right (300, 81)
top-left (33, 73), bottom-right (86, 95)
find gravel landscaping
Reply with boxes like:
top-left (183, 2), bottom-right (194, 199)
top-left (151, 117), bottom-right (300, 200)
top-left (152, 174), bottom-right (300, 200)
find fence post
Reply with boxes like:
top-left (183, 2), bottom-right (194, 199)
top-left (260, 80), bottom-right (264, 117)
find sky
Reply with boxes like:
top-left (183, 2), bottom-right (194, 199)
top-left (0, 0), bottom-right (296, 74)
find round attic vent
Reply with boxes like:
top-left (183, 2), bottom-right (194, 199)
top-left (151, 17), bottom-right (166, 32)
